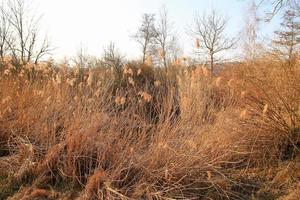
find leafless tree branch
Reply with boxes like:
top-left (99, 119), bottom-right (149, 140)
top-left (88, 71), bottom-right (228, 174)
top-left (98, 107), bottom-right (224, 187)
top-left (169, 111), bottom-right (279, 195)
top-left (191, 10), bottom-right (236, 74)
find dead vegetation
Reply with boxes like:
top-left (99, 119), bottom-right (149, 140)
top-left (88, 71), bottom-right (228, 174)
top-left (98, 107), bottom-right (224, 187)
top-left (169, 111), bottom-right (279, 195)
top-left (0, 55), bottom-right (299, 200)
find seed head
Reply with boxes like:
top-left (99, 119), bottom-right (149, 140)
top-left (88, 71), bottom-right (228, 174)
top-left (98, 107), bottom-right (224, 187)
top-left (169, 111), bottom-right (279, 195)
top-left (139, 91), bottom-right (152, 103)
top-left (241, 91), bottom-right (247, 99)
top-left (87, 70), bottom-right (94, 86)
top-left (240, 109), bottom-right (247, 119)
top-left (137, 69), bottom-right (142, 75)
top-left (207, 171), bottom-right (212, 180)
top-left (154, 80), bottom-right (161, 87)
top-left (263, 104), bottom-right (268, 116)
top-left (67, 78), bottom-right (76, 87)
top-left (115, 96), bottom-right (126, 106)
top-left (4, 69), bottom-right (10, 76)
top-left (128, 77), bottom-right (135, 86)
top-left (97, 80), bottom-right (102, 87)
top-left (123, 65), bottom-right (134, 76)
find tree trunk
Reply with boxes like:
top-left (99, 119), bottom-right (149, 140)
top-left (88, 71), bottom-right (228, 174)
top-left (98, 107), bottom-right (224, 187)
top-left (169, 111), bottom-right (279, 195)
top-left (210, 53), bottom-right (214, 74)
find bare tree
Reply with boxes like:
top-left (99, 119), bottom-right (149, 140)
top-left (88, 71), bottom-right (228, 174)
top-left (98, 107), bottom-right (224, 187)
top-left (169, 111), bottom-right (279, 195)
top-left (132, 13), bottom-right (157, 63)
top-left (272, 7), bottom-right (300, 65)
top-left (0, 3), bottom-right (11, 61)
top-left (4, 0), bottom-right (52, 64)
top-left (73, 43), bottom-right (90, 68)
top-left (153, 6), bottom-right (174, 69)
top-left (191, 10), bottom-right (236, 74)
top-left (259, 0), bottom-right (291, 21)
top-left (242, 0), bottom-right (262, 60)
top-left (269, 0), bottom-right (289, 13)
top-left (102, 42), bottom-right (124, 73)
top-left (168, 35), bottom-right (183, 63)
top-left (33, 36), bottom-right (52, 64)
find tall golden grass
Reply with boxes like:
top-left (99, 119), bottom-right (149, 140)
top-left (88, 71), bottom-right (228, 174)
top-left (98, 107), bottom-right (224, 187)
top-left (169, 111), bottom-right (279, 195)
top-left (0, 57), bottom-right (299, 199)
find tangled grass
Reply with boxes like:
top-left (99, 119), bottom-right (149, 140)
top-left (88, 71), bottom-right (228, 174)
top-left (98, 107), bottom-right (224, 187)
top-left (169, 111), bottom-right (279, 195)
top-left (0, 57), bottom-right (299, 199)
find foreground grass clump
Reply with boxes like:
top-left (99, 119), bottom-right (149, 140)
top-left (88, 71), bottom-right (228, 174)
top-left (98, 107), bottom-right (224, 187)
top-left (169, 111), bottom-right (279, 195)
top-left (0, 58), bottom-right (299, 199)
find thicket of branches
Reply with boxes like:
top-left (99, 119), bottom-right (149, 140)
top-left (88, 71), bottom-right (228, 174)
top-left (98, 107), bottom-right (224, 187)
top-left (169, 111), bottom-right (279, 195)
top-left (0, 0), bottom-right (52, 65)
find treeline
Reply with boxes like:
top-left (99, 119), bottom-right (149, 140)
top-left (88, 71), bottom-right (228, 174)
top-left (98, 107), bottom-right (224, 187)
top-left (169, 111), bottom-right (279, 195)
top-left (0, 0), bottom-right (299, 73)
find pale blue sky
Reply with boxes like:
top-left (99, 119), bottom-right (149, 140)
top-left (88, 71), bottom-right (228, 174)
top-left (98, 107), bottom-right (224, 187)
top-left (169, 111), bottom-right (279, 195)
top-left (2, 0), bottom-right (281, 60)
